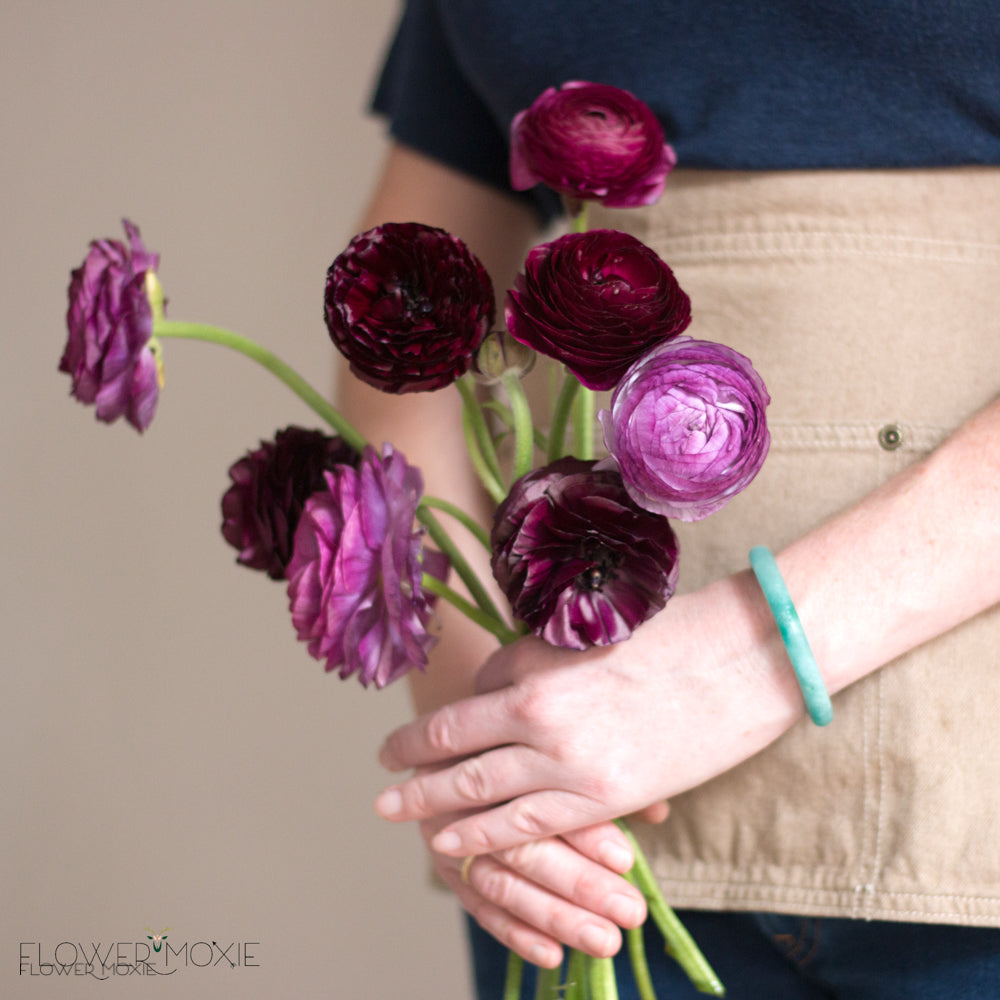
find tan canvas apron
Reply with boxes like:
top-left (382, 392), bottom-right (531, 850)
top-left (584, 168), bottom-right (1000, 926)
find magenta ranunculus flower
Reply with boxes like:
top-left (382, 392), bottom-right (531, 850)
top-left (59, 219), bottom-right (161, 432)
top-left (325, 222), bottom-right (495, 394)
top-left (510, 81), bottom-right (676, 207)
top-left (504, 229), bottom-right (691, 390)
top-left (491, 457), bottom-right (679, 650)
top-left (285, 444), bottom-right (449, 688)
top-left (599, 337), bottom-right (771, 522)
top-left (220, 426), bottom-right (361, 581)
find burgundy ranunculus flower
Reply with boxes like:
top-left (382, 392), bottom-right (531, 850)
top-left (510, 81), bottom-right (676, 207)
top-left (220, 426), bottom-right (361, 581)
top-left (504, 229), bottom-right (691, 390)
top-left (59, 219), bottom-right (161, 432)
top-left (286, 444), bottom-right (449, 688)
top-left (325, 222), bottom-right (495, 394)
top-left (491, 457), bottom-right (679, 650)
top-left (599, 337), bottom-right (771, 522)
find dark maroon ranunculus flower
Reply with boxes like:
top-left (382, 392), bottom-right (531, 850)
top-left (59, 219), bottom-right (161, 432)
top-left (286, 444), bottom-right (450, 688)
top-left (220, 426), bottom-right (361, 581)
top-left (491, 457), bottom-right (679, 650)
top-left (510, 81), bottom-right (676, 207)
top-left (599, 337), bottom-right (771, 521)
top-left (324, 222), bottom-right (495, 394)
top-left (504, 229), bottom-right (691, 390)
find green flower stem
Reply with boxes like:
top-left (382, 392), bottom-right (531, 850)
top-left (153, 320), bottom-right (366, 452)
top-left (502, 370), bottom-right (535, 483)
top-left (548, 373), bottom-right (580, 462)
top-left (570, 203), bottom-right (591, 234)
top-left (418, 496), bottom-right (492, 550)
top-left (624, 924), bottom-right (658, 1000)
top-left (616, 821), bottom-right (725, 997)
top-left (588, 955), bottom-right (619, 1000)
top-left (504, 952), bottom-right (525, 1000)
top-left (416, 507), bottom-right (508, 627)
top-left (458, 393), bottom-right (508, 505)
top-left (482, 400), bottom-right (549, 453)
top-left (534, 964), bottom-right (562, 1000)
top-left (572, 384), bottom-right (595, 461)
top-left (420, 574), bottom-right (520, 646)
top-left (457, 375), bottom-right (504, 487)
top-left (565, 949), bottom-right (587, 1000)
top-left (460, 405), bottom-right (508, 504)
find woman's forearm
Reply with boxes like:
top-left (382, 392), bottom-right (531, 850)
top-left (782, 394), bottom-right (1000, 698)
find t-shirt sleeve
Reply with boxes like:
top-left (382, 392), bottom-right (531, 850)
top-left (370, 0), bottom-right (561, 225)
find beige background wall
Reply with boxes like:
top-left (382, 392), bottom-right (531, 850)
top-left (2, 2), bottom-right (474, 997)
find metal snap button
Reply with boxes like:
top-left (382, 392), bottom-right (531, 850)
top-left (878, 423), bottom-right (903, 451)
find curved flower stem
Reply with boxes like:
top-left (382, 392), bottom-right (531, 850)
top-left (572, 385), bottom-right (595, 461)
top-left (460, 397), bottom-right (508, 505)
top-left (483, 400), bottom-right (549, 454)
top-left (503, 952), bottom-right (525, 1000)
top-left (615, 821), bottom-right (725, 997)
top-left (502, 370), bottom-right (535, 483)
top-left (548, 373), bottom-right (580, 462)
top-left (154, 320), bottom-right (366, 452)
top-left (588, 955), bottom-right (619, 999)
top-left (420, 575), bottom-right (520, 646)
top-left (415, 507), bottom-right (508, 627)
top-left (419, 495), bottom-right (491, 550)
top-left (570, 203), bottom-right (591, 234)
top-left (624, 923), bottom-right (658, 1000)
top-left (457, 375), bottom-right (504, 487)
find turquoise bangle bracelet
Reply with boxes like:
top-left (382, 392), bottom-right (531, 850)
top-left (749, 546), bottom-right (833, 727)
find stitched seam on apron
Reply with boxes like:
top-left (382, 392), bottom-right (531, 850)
top-left (645, 229), bottom-right (1000, 265)
top-left (769, 422), bottom-right (948, 452)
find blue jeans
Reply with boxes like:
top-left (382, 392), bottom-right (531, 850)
top-left (466, 910), bottom-right (1000, 999)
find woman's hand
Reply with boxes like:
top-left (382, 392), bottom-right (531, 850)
top-left (376, 573), bottom-right (804, 861)
top-left (420, 780), bottom-right (648, 967)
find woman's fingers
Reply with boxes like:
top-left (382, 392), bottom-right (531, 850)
top-left (375, 744), bottom-right (552, 821)
top-left (444, 846), bottom-right (635, 964)
top-left (491, 836), bottom-right (646, 930)
top-left (431, 789), bottom-right (607, 857)
top-left (437, 857), bottom-right (564, 968)
top-left (378, 687), bottom-right (523, 772)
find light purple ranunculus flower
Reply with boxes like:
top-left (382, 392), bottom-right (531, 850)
top-left (491, 457), bottom-right (679, 650)
top-left (59, 219), bottom-right (160, 432)
top-left (510, 81), bottom-right (676, 208)
top-left (599, 337), bottom-right (770, 521)
top-left (285, 444), bottom-right (449, 688)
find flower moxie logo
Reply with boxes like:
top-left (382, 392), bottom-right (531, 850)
top-left (19, 933), bottom-right (260, 979)
top-left (145, 925), bottom-right (170, 952)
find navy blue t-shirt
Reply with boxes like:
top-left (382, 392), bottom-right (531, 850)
top-left (372, 0), bottom-right (1000, 221)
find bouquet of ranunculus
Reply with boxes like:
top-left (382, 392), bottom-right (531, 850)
top-left (59, 82), bottom-right (770, 999)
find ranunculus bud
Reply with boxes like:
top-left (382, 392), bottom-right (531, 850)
top-left (599, 337), bottom-right (770, 521)
top-left (504, 229), bottom-right (691, 390)
top-left (220, 426), bottom-right (360, 580)
top-left (286, 444), bottom-right (450, 688)
top-left (510, 81), bottom-right (676, 208)
top-left (473, 330), bottom-right (536, 385)
top-left (59, 219), bottom-right (161, 432)
top-left (491, 457), bottom-right (679, 650)
top-left (324, 223), bottom-right (495, 394)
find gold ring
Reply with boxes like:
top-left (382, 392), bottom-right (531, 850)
top-left (459, 855), bottom-right (475, 886)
